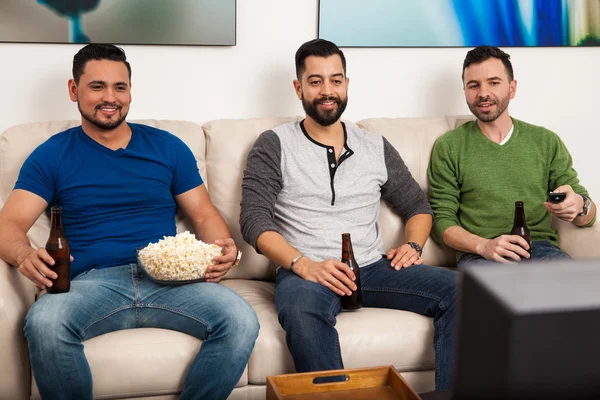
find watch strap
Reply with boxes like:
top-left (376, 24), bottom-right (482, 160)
top-left (578, 194), bottom-right (591, 217)
top-left (407, 241), bottom-right (423, 257)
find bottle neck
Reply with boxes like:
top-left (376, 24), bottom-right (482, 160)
top-left (50, 212), bottom-right (65, 236)
top-left (341, 235), bottom-right (354, 261)
top-left (514, 205), bottom-right (526, 226)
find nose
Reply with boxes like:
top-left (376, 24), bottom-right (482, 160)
top-left (320, 80), bottom-right (333, 96)
top-left (477, 83), bottom-right (492, 99)
top-left (101, 88), bottom-right (117, 103)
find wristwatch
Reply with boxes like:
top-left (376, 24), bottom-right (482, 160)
top-left (578, 195), bottom-right (592, 217)
top-left (407, 242), bottom-right (423, 257)
top-left (231, 249), bottom-right (243, 268)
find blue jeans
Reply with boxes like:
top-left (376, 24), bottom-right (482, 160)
top-left (275, 257), bottom-right (457, 390)
top-left (24, 264), bottom-right (259, 400)
top-left (457, 240), bottom-right (571, 268)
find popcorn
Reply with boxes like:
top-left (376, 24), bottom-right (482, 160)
top-left (137, 231), bottom-right (223, 281)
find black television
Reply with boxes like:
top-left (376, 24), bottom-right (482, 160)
top-left (452, 260), bottom-right (600, 400)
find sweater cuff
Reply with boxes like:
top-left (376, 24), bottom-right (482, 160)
top-left (432, 219), bottom-right (459, 244)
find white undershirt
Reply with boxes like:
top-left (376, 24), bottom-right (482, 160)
top-left (500, 124), bottom-right (514, 146)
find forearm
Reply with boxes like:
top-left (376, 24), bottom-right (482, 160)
top-left (442, 225), bottom-right (486, 255)
top-left (191, 210), bottom-right (232, 244)
top-left (405, 213), bottom-right (432, 247)
top-left (256, 231), bottom-right (302, 271)
top-left (0, 219), bottom-right (35, 267)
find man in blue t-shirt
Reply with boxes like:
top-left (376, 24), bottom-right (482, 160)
top-left (0, 44), bottom-right (258, 400)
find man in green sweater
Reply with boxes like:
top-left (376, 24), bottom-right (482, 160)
top-left (428, 45), bottom-right (596, 267)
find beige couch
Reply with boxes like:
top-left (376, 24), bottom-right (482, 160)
top-left (1, 117), bottom-right (598, 400)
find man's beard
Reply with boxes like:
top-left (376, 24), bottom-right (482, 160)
top-left (302, 94), bottom-right (348, 127)
top-left (79, 102), bottom-right (127, 130)
top-left (468, 92), bottom-right (510, 123)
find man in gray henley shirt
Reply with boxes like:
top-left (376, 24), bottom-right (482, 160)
top-left (240, 39), bottom-right (457, 391)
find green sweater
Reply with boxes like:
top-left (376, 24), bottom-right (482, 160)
top-left (428, 118), bottom-right (594, 261)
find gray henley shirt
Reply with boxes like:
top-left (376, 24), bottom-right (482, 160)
top-left (240, 120), bottom-right (432, 267)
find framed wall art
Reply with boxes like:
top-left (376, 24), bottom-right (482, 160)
top-left (0, 0), bottom-right (236, 46)
top-left (318, 0), bottom-right (599, 47)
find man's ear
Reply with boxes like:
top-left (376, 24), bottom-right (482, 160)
top-left (293, 79), bottom-right (303, 100)
top-left (68, 79), bottom-right (78, 102)
top-left (509, 79), bottom-right (517, 99)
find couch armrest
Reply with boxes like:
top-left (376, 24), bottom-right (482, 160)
top-left (555, 218), bottom-right (600, 259)
top-left (0, 259), bottom-right (36, 400)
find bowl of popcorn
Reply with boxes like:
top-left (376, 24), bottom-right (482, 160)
top-left (137, 231), bottom-right (223, 285)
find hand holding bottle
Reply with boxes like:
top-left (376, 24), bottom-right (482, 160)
top-left (292, 256), bottom-right (356, 297)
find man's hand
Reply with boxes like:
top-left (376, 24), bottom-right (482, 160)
top-left (386, 243), bottom-right (423, 270)
top-left (544, 185), bottom-right (584, 222)
top-left (293, 257), bottom-right (357, 296)
top-left (205, 238), bottom-right (237, 283)
top-left (476, 235), bottom-right (530, 263)
top-left (18, 248), bottom-right (73, 289)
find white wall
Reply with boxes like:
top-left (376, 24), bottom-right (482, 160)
top-left (0, 0), bottom-right (598, 197)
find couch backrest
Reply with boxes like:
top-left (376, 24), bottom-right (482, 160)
top-left (0, 120), bottom-right (206, 251)
top-left (0, 116), bottom-right (469, 284)
top-left (202, 117), bottom-right (302, 280)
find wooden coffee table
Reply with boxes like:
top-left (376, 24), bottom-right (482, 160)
top-left (266, 365), bottom-right (422, 400)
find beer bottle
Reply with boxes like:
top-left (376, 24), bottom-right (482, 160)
top-left (45, 206), bottom-right (70, 293)
top-left (341, 233), bottom-right (362, 310)
top-left (511, 201), bottom-right (531, 256)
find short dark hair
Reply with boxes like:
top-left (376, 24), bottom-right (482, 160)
top-left (295, 39), bottom-right (346, 80)
top-left (462, 45), bottom-right (514, 82)
top-left (72, 44), bottom-right (131, 84)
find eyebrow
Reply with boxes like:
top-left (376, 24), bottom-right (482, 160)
top-left (306, 73), bottom-right (345, 80)
top-left (465, 76), bottom-right (503, 85)
top-left (88, 80), bottom-right (129, 86)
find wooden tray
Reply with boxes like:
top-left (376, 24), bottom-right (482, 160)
top-left (266, 365), bottom-right (423, 400)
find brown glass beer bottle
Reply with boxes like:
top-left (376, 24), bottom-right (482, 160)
top-left (511, 201), bottom-right (531, 256)
top-left (341, 233), bottom-right (363, 310)
top-left (46, 206), bottom-right (71, 293)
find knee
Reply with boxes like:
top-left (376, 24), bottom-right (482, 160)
top-left (436, 269), bottom-right (459, 312)
top-left (220, 298), bottom-right (259, 348)
top-left (277, 289), bottom-right (336, 330)
top-left (24, 302), bottom-right (69, 346)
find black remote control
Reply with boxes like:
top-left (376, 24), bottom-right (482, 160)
top-left (548, 192), bottom-right (566, 203)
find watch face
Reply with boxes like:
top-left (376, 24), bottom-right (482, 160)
top-left (584, 200), bottom-right (592, 216)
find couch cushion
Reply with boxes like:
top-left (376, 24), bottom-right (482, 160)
top-left (202, 117), bottom-right (302, 281)
top-left (0, 120), bottom-right (206, 249)
top-left (30, 328), bottom-right (248, 400)
top-left (221, 279), bottom-right (435, 385)
top-left (356, 117), bottom-right (451, 192)
top-left (356, 117), bottom-right (457, 267)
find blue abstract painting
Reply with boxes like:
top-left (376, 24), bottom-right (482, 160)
top-left (319, 0), bottom-right (600, 47)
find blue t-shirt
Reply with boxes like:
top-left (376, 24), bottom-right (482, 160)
top-left (15, 123), bottom-right (203, 278)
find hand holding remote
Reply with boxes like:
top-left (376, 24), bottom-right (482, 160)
top-left (548, 192), bottom-right (566, 203)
